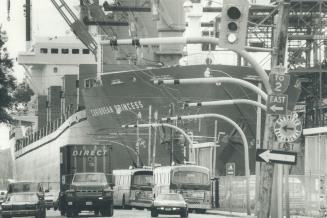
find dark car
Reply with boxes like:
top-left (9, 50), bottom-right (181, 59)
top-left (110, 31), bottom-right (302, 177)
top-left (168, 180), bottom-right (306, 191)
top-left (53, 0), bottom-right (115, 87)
top-left (151, 193), bottom-right (188, 217)
top-left (7, 181), bottom-right (44, 198)
top-left (1, 192), bottom-right (46, 218)
top-left (44, 190), bottom-right (59, 210)
top-left (0, 190), bottom-right (7, 205)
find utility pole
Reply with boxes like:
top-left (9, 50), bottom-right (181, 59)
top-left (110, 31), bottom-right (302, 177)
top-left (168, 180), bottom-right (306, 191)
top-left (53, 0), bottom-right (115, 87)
top-left (148, 105), bottom-right (152, 166)
top-left (152, 111), bottom-right (158, 167)
top-left (169, 103), bottom-right (174, 165)
top-left (257, 1), bottom-right (291, 218)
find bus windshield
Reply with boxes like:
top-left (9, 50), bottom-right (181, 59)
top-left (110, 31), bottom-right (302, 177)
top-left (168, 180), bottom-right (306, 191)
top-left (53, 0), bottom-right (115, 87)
top-left (132, 174), bottom-right (153, 186)
top-left (173, 171), bottom-right (209, 185)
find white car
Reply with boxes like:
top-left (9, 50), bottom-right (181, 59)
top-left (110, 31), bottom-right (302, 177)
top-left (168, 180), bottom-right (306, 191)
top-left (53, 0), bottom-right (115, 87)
top-left (151, 193), bottom-right (188, 217)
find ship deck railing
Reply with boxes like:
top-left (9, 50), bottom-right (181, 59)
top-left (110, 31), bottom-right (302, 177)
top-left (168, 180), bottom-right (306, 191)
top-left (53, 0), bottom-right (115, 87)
top-left (14, 109), bottom-right (85, 152)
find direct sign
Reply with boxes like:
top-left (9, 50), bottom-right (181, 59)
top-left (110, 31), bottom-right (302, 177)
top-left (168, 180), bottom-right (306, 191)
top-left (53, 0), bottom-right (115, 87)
top-left (267, 94), bottom-right (288, 115)
top-left (256, 149), bottom-right (297, 165)
top-left (226, 162), bottom-right (235, 176)
top-left (269, 73), bottom-right (290, 94)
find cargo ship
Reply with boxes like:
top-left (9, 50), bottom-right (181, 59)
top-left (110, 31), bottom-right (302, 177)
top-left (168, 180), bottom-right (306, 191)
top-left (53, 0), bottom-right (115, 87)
top-left (11, 0), bottom-right (265, 190)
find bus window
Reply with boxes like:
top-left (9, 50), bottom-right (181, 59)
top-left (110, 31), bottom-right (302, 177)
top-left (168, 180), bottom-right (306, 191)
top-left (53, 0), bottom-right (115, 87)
top-left (173, 171), bottom-right (209, 185)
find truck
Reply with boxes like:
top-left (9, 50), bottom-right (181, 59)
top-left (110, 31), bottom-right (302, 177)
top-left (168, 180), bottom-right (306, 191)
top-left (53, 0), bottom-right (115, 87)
top-left (58, 144), bottom-right (114, 217)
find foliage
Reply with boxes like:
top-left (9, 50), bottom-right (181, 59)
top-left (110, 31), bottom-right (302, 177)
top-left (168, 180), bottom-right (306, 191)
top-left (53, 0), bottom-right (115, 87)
top-left (13, 81), bottom-right (34, 103)
top-left (0, 29), bottom-right (17, 124)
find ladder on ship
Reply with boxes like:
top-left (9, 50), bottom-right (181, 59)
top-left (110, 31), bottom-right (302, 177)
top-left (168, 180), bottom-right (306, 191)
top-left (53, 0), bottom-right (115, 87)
top-left (49, 0), bottom-right (98, 55)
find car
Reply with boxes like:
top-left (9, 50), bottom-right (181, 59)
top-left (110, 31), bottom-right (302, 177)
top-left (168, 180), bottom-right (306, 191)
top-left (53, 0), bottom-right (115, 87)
top-left (44, 189), bottom-right (59, 210)
top-left (7, 181), bottom-right (44, 199)
top-left (1, 192), bottom-right (46, 218)
top-left (0, 190), bottom-right (7, 205)
top-left (151, 193), bottom-right (188, 217)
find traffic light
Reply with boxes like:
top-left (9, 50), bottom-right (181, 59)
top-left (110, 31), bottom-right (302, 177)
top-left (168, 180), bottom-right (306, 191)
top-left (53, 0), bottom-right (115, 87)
top-left (219, 0), bottom-right (249, 50)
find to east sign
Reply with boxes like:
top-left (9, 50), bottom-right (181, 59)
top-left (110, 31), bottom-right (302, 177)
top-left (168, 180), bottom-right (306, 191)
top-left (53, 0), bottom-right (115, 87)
top-left (267, 94), bottom-right (288, 115)
top-left (256, 149), bottom-right (297, 165)
top-left (269, 73), bottom-right (290, 94)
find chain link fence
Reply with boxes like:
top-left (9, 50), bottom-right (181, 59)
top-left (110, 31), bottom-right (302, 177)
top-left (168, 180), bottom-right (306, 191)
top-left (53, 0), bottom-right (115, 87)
top-left (216, 174), bottom-right (326, 216)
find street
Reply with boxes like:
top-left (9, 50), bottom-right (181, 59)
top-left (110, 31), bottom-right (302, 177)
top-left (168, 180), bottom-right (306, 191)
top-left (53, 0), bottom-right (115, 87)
top-left (44, 209), bottom-right (241, 218)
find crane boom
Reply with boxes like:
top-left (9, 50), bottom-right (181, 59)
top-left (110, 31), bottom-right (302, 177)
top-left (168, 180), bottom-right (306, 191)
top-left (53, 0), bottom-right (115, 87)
top-left (80, 0), bottom-right (117, 37)
top-left (49, 0), bottom-right (97, 55)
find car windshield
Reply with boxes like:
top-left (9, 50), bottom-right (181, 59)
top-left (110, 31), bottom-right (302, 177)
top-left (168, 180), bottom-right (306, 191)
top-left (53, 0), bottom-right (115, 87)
top-left (7, 194), bottom-right (38, 203)
top-left (73, 173), bottom-right (107, 183)
top-left (173, 171), bottom-right (209, 185)
top-left (133, 174), bottom-right (153, 186)
top-left (157, 194), bottom-right (183, 201)
top-left (8, 183), bottom-right (39, 193)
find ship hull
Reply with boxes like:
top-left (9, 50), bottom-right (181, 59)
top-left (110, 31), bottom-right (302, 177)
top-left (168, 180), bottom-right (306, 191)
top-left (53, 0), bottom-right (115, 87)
top-left (83, 64), bottom-right (261, 175)
top-left (12, 111), bottom-right (140, 190)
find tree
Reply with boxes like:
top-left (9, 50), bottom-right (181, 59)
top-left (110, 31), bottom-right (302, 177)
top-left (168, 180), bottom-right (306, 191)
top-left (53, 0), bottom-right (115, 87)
top-left (13, 81), bottom-right (34, 103)
top-left (0, 27), bottom-right (17, 124)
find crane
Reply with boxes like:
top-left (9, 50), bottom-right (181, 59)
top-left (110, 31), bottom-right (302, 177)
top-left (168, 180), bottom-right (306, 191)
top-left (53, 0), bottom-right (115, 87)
top-left (49, 0), bottom-right (98, 55)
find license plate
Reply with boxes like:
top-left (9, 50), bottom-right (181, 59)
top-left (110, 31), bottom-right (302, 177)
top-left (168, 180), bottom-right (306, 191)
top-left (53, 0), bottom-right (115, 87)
top-left (86, 201), bottom-right (92, 205)
top-left (165, 208), bottom-right (172, 211)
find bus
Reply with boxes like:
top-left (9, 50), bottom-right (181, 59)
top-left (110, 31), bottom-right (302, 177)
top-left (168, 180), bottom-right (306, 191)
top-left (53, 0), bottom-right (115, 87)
top-left (113, 167), bottom-right (153, 209)
top-left (153, 164), bottom-right (211, 213)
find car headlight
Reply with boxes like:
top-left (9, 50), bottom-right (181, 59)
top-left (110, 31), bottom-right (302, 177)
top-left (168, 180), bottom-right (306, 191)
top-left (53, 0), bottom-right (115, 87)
top-left (2, 204), bottom-right (12, 210)
top-left (103, 191), bottom-right (112, 197)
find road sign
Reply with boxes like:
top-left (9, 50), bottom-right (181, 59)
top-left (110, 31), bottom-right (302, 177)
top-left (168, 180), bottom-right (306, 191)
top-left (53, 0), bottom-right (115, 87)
top-left (267, 94), bottom-right (288, 115)
top-left (274, 114), bottom-right (302, 142)
top-left (256, 149), bottom-right (297, 165)
top-left (269, 73), bottom-right (290, 94)
top-left (226, 162), bottom-right (235, 176)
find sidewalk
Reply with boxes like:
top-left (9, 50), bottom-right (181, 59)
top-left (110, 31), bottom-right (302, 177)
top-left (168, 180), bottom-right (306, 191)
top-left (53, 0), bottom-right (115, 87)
top-left (207, 209), bottom-right (314, 218)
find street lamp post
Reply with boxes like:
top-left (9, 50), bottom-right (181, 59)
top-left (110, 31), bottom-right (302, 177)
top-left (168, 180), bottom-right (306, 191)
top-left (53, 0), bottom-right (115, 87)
top-left (122, 123), bottom-right (194, 164)
top-left (161, 113), bottom-right (251, 215)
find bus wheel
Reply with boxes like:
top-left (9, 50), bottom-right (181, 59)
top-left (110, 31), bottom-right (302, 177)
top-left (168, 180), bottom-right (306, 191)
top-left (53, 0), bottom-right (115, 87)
top-left (180, 208), bottom-right (188, 217)
top-left (196, 209), bottom-right (206, 214)
top-left (150, 208), bottom-right (158, 217)
top-left (122, 196), bottom-right (131, 209)
top-left (66, 210), bottom-right (73, 217)
top-left (94, 210), bottom-right (99, 216)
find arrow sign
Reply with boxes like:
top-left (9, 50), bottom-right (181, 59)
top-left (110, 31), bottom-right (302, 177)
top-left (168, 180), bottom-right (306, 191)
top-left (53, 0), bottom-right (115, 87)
top-left (270, 105), bottom-right (284, 112)
top-left (256, 149), bottom-right (297, 165)
top-left (267, 94), bottom-right (288, 115)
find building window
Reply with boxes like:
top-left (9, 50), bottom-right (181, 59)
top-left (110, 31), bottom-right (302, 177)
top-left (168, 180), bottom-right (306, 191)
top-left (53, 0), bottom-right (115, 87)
top-left (82, 49), bottom-right (90, 54)
top-left (40, 48), bottom-right (48, 54)
top-left (61, 48), bottom-right (69, 54)
top-left (53, 67), bottom-right (58, 73)
top-left (72, 49), bottom-right (80, 54)
top-left (51, 48), bottom-right (59, 54)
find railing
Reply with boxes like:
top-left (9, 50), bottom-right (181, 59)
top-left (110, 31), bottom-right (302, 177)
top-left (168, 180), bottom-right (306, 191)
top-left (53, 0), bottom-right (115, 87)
top-left (14, 109), bottom-right (83, 152)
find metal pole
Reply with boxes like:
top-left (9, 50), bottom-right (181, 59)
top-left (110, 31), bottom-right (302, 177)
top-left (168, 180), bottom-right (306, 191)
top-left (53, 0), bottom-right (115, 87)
top-left (154, 77), bottom-right (268, 101)
top-left (148, 105), bottom-right (152, 166)
top-left (185, 99), bottom-right (267, 111)
top-left (213, 120), bottom-right (218, 177)
top-left (162, 113), bottom-right (251, 215)
top-left (255, 83), bottom-right (262, 208)
top-left (136, 114), bottom-right (140, 167)
top-left (100, 36), bottom-right (271, 92)
top-left (152, 111), bottom-right (158, 167)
